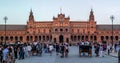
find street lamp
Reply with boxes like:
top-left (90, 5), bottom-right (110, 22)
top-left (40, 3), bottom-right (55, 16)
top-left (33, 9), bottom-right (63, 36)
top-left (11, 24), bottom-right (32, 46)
top-left (110, 15), bottom-right (114, 46)
top-left (49, 30), bottom-right (52, 43)
top-left (4, 16), bottom-right (8, 45)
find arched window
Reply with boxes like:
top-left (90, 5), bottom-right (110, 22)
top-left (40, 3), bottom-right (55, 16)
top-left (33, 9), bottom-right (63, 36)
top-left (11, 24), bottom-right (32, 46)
top-left (55, 29), bottom-right (58, 32)
top-left (15, 36), bottom-right (18, 41)
top-left (94, 36), bottom-right (97, 41)
top-left (115, 36), bottom-right (118, 40)
top-left (26, 36), bottom-right (29, 41)
top-left (66, 38), bottom-right (69, 43)
top-left (86, 36), bottom-right (88, 40)
top-left (60, 28), bottom-right (63, 32)
top-left (74, 36), bottom-right (76, 41)
top-left (10, 36), bottom-right (13, 41)
top-left (30, 36), bottom-right (33, 40)
top-left (82, 36), bottom-right (84, 41)
top-left (6, 36), bottom-right (9, 41)
top-left (78, 36), bottom-right (80, 41)
top-left (47, 36), bottom-right (49, 41)
top-left (90, 36), bottom-right (93, 40)
top-left (39, 36), bottom-right (41, 41)
top-left (43, 36), bottom-right (45, 41)
top-left (20, 36), bottom-right (23, 41)
top-left (1, 36), bottom-right (3, 41)
top-left (65, 28), bottom-right (68, 32)
top-left (110, 36), bottom-right (113, 40)
top-left (35, 36), bottom-right (38, 41)
top-left (105, 36), bottom-right (109, 40)
top-left (71, 35), bottom-right (73, 41)
top-left (101, 36), bottom-right (104, 41)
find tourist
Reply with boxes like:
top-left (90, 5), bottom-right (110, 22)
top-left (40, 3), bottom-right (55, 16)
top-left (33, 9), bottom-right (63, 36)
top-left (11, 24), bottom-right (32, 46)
top-left (14, 46), bottom-right (18, 59)
top-left (2, 45), bottom-right (9, 63)
top-left (24, 44), bottom-right (28, 58)
top-left (99, 44), bottom-right (103, 57)
top-left (95, 43), bottom-right (100, 57)
top-left (49, 44), bottom-right (53, 56)
top-left (43, 43), bottom-right (47, 53)
top-left (65, 44), bottom-right (69, 57)
top-left (103, 43), bottom-right (107, 55)
top-left (18, 44), bottom-right (24, 60)
top-left (0, 45), bottom-right (3, 63)
top-left (107, 43), bottom-right (111, 55)
top-left (31, 43), bottom-right (36, 55)
top-left (36, 43), bottom-right (42, 56)
top-left (27, 44), bottom-right (32, 57)
top-left (116, 43), bottom-right (120, 53)
top-left (60, 43), bottom-right (65, 58)
top-left (7, 51), bottom-right (13, 63)
top-left (56, 43), bottom-right (60, 55)
top-left (114, 43), bottom-right (117, 53)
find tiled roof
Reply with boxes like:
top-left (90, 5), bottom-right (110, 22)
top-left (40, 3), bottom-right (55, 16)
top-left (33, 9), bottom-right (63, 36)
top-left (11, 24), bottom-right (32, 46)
top-left (0, 25), bottom-right (26, 31)
top-left (97, 25), bottom-right (120, 30)
top-left (0, 24), bottom-right (120, 31)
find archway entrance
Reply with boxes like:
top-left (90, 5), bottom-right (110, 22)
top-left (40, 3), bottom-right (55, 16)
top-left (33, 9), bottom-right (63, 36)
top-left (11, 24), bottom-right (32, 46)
top-left (59, 35), bottom-right (64, 43)
top-left (66, 38), bottom-right (69, 43)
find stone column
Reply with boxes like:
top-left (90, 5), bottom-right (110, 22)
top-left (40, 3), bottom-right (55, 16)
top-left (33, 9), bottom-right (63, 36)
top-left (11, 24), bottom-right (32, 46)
top-left (23, 36), bottom-right (26, 42)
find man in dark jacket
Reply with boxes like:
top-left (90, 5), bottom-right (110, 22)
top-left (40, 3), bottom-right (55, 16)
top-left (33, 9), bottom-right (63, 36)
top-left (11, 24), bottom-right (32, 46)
top-left (19, 45), bottom-right (24, 60)
top-left (56, 43), bottom-right (60, 55)
top-left (60, 43), bottom-right (65, 58)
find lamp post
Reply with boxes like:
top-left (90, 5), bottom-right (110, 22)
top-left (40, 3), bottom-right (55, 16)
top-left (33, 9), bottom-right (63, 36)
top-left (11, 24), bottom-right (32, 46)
top-left (4, 16), bottom-right (8, 45)
top-left (110, 15), bottom-right (114, 46)
top-left (49, 30), bottom-right (52, 43)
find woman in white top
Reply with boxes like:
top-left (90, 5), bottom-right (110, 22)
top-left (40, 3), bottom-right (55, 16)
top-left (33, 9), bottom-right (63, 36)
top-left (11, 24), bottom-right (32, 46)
top-left (49, 44), bottom-right (53, 56)
top-left (27, 44), bottom-right (32, 57)
top-left (99, 45), bottom-right (103, 57)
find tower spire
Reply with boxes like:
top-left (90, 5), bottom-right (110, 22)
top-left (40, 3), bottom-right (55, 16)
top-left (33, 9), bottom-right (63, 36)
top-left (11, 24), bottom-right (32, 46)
top-left (60, 8), bottom-right (62, 14)
top-left (89, 8), bottom-right (94, 21)
top-left (29, 9), bottom-right (34, 22)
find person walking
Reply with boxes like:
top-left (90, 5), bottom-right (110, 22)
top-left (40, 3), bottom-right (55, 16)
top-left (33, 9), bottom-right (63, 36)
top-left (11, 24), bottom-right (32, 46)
top-left (49, 44), bottom-right (53, 56)
top-left (60, 43), bottom-right (65, 58)
top-left (7, 48), bottom-right (14, 63)
top-left (0, 45), bottom-right (3, 63)
top-left (65, 45), bottom-right (69, 57)
top-left (18, 45), bottom-right (24, 60)
top-left (24, 45), bottom-right (28, 58)
top-left (14, 46), bottom-right (18, 59)
top-left (95, 44), bottom-right (100, 57)
top-left (2, 45), bottom-right (9, 63)
top-left (27, 44), bottom-right (32, 57)
top-left (99, 45), bottom-right (104, 57)
top-left (107, 44), bottom-right (111, 55)
top-left (56, 43), bottom-right (60, 55)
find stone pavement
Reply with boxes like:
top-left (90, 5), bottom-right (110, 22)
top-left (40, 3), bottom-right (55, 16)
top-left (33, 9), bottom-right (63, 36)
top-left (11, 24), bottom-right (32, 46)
top-left (110, 52), bottom-right (118, 58)
top-left (16, 46), bottom-right (118, 63)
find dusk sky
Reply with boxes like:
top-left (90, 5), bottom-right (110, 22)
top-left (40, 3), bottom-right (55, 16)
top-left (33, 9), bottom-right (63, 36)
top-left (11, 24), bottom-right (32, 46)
top-left (0, 0), bottom-right (120, 24)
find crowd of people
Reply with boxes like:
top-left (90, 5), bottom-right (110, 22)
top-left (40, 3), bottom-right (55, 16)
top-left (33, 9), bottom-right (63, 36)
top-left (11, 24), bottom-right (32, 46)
top-left (0, 41), bottom-right (70, 63)
top-left (0, 40), bottom-right (119, 63)
top-left (92, 41), bottom-right (120, 57)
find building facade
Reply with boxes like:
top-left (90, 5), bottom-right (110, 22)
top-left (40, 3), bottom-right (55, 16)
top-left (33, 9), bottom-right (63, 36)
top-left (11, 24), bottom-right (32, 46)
top-left (0, 9), bottom-right (120, 44)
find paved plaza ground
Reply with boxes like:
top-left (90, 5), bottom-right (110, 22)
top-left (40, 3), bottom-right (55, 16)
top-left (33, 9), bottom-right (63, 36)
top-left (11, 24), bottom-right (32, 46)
top-left (16, 46), bottom-right (118, 63)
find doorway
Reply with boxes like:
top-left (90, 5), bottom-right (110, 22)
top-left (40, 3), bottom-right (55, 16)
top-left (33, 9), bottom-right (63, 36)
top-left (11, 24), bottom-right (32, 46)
top-left (59, 35), bottom-right (64, 43)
